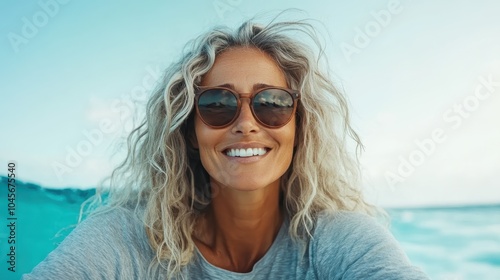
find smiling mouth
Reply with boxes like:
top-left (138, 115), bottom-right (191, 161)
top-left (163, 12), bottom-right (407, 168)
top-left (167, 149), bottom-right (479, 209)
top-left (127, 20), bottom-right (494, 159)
top-left (224, 148), bottom-right (269, 157)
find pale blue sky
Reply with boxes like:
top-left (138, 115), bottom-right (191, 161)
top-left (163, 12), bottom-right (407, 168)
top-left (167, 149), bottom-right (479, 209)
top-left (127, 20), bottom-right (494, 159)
top-left (1, 0), bottom-right (499, 207)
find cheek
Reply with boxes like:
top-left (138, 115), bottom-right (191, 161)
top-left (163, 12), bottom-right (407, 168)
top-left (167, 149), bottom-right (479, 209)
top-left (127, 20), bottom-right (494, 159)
top-left (276, 121), bottom-right (297, 161)
top-left (194, 116), bottom-right (221, 167)
top-left (194, 117), bottom-right (210, 152)
top-left (284, 118), bottom-right (297, 148)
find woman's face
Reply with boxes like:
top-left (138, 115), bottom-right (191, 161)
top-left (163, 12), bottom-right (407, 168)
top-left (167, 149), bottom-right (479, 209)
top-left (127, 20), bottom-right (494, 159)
top-left (193, 47), bottom-right (296, 192)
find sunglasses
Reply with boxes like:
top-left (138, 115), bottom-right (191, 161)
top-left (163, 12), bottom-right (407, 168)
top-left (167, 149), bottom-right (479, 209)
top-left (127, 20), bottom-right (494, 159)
top-left (194, 86), bottom-right (300, 128)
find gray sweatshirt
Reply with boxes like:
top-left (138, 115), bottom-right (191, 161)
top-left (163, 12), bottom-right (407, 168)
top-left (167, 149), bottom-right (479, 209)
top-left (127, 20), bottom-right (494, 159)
top-left (23, 207), bottom-right (429, 279)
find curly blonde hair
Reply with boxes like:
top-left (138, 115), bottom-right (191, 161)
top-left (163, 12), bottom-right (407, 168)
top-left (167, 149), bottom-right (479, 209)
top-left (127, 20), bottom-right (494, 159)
top-left (84, 17), bottom-right (378, 279)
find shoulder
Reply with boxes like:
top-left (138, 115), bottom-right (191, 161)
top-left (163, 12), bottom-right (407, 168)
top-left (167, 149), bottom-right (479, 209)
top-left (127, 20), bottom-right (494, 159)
top-left (65, 205), bottom-right (150, 253)
top-left (313, 210), bottom-right (389, 246)
top-left (23, 206), bottom-right (153, 279)
top-left (312, 211), bottom-right (390, 265)
top-left (315, 210), bottom-right (382, 234)
top-left (80, 205), bottom-right (151, 251)
top-left (311, 210), bottom-right (429, 280)
top-left (84, 205), bottom-right (146, 237)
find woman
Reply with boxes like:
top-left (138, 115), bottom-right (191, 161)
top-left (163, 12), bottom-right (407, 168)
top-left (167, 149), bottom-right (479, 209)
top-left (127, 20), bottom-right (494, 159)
top-left (24, 18), bottom-right (428, 279)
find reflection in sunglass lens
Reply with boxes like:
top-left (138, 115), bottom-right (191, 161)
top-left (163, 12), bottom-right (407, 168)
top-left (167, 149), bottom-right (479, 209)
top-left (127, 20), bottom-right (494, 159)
top-left (197, 89), bottom-right (237, 127)
top-left (253, 89), bottom-right (294, 127)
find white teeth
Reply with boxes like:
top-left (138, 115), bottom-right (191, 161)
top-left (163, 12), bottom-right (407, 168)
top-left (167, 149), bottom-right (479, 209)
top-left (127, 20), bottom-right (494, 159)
top-left (226, 148), bottom-right (267, 157)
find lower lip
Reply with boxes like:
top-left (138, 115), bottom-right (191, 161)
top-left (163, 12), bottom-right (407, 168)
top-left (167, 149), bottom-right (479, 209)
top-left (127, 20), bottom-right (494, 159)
top-left (223, 151), bottom-right (270, 163)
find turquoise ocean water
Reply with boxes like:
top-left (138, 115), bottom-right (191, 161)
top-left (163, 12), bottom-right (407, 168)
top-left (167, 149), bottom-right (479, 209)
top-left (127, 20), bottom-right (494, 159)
top-left (1, 176), bottom-right (499, 279)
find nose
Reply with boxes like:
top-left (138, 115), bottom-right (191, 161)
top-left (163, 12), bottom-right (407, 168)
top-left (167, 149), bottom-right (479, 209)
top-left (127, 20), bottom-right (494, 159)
top-left (231, 98), bottom-right (260, 134)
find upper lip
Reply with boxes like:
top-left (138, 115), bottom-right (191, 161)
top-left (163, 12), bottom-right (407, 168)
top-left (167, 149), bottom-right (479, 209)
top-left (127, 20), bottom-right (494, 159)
top-left (221, 142), bottom-right (271, 152)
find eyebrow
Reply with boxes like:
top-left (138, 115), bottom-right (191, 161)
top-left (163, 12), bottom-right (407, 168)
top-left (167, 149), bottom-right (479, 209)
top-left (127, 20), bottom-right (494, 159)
top-left (214, 83), bottom-right (276, 92)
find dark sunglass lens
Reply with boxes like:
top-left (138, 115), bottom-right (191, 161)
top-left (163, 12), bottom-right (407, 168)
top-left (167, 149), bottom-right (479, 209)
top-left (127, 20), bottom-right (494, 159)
top-left (197, 89), bottom-right (238, 127)
top-left (253, 89), bottom-right (294, 127)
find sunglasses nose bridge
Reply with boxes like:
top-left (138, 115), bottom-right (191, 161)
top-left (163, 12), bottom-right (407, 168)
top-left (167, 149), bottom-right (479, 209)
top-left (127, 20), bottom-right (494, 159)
top-left (236, 95), bottom-right (252, 112)
top-left (232, 96), bottom-right (260, 128)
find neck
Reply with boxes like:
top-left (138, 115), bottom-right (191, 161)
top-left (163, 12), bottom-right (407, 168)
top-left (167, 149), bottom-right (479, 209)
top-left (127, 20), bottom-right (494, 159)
top-left (194, 179), bottom-right (283, 272)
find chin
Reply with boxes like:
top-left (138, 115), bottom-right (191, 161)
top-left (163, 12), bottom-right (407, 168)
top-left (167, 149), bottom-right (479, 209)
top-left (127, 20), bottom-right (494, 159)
top-left (220, 176), bottom-right (281, 192)
top-left (231, 185), bottom-right (266, 192)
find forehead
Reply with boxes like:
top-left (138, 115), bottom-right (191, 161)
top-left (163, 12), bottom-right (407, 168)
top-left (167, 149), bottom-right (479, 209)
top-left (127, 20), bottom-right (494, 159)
top-left (201, 47), bottom-right (288, 89)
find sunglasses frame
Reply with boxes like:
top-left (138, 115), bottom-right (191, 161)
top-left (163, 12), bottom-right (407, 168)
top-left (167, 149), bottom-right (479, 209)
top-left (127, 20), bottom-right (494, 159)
top-left (194, 86), bottom-right (301, 129)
